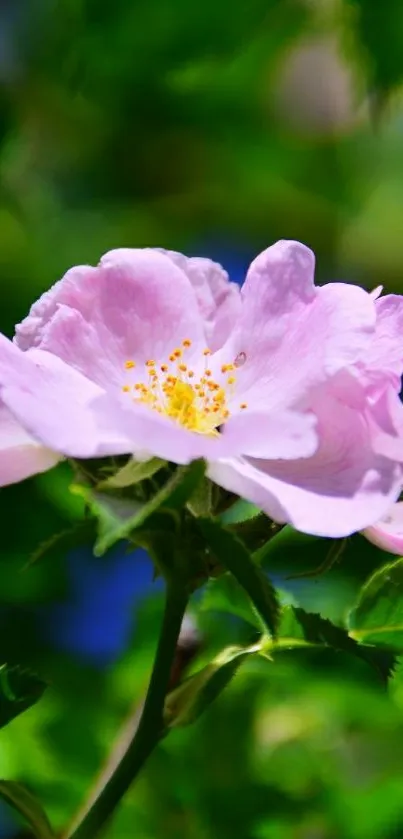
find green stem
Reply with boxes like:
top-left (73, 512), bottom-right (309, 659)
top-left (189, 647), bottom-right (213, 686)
top-left (67, 583), bottom-right (188, 839)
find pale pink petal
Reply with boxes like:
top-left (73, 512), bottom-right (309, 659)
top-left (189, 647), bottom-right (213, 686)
top-left (220, 409), bottom-right (318, 459)
top-left (156, 249), bottom-right (241, 350)
top-left (14, 249), bottom-right (206, 386)
top-left (0, 336), bottom-right (249, 464)
top-left (0, 337), bottom-right (130, 458)
top-left (14, 265), bottom-right (99, 351)
top-left (365, 387), bottom-right (403, 462)
top-left (220, 240), bottom-right (376, 412)
top-left (209, 393), bottom-right (402, 537)
top-left (363, 295), bottom-right (403, 382)
top-left (91, 391), bottom-right (249, 464)
top-left (0, 403), bottom-right (59, 486)
top-left (362, 501), bottom-right (403, 554)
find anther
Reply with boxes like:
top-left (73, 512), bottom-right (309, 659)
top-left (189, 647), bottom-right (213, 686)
top-left (124, 360), bottom-right (136, 369)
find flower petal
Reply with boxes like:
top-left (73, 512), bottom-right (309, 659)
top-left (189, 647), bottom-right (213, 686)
top-left (362, 501), bottom-right (403, 555)
top-left (0, 402), bottom-right (60, 486)
top-left (0, 336), bottom-right (134, 458)
top-left (220, 408), bottom-right (318, 459)
top-left (157, 249), bottom-right (241, 349)
top-left (14, 249), bottom-right (206, 386)
top-left (363, 294), bottom-right (403, 383)
top-left (0, 335), bottom-right (248, 464)
top-left (222, 240), bottom-right (376, 412)
top-left (209, 392), bottom-right (402, 537)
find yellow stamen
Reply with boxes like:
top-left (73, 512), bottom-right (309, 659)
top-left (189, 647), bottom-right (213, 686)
top-left (123, 343), bottom-right (239, 435)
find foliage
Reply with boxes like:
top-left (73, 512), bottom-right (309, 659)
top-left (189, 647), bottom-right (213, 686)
top-left (2, 0), bottom-right (403, 837)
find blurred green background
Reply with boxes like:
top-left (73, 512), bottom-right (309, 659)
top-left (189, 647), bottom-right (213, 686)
top-left (1, 0), bottom-right (403, 837)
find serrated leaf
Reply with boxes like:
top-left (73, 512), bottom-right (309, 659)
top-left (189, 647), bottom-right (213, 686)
top-left (201, 573), bottom-right (262, 629)
top-left (0, 666), bottom-right (46, 730)
top-left (274, 607), bottom-right (393, 682)
top-left (74, 459), bottom-right (206, 556)
top-left (348, 557), bottom-right (403, 649)
top-left (164, 643), bottom-right (261, 727)
top-left (389, 654), bottom-right (403, 681)
top-left (276, 606), bottom-right (362, 654)
top-left (97, 457), bottom-right (166, 490)
top-left (0, 781), bottom-right (55, 839)
top-left (27, 520), bottom-right (96, 567)
top-left (198, 518), bottom-right (279, 636)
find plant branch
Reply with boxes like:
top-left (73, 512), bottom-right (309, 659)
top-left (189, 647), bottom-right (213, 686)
top-left (66, 583), bottom-right (189, 839)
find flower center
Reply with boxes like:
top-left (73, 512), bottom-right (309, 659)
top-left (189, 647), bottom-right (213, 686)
top-left (121, 339), bottom-right (247, 434)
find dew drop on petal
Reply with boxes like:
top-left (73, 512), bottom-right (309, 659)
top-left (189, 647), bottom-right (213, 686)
top-left (234, 351), bottom-right (247, 368)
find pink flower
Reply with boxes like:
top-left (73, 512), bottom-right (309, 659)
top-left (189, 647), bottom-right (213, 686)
top-left (0, 240), bottom-right (402, 536)
top-left (362, 501), bottom-right (403, 554)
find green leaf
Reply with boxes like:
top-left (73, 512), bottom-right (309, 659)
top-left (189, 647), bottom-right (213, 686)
top-left (73, 459), bottom-right (206, 556)
top-left (28, 520), bottom-right (96, 566)
top-left (220, 498), bottom-right (262, 524)
top-left (345, 0), bottom-right (403, 108)
top-left (187, 476), bottom-right (213, 517)
top-left (200, 573), bottom-right (262, 629)
top-left (97, 457), bottom-right (166, 490)
top-left (389, 654), bottom-right (403, 683)
top-left (253, 524), bottom-right (320, 567)
top-left (273, 607), bottom-right (393, 682)
top-left (164, 643), bottom-right (261, 727)
top-left (198, 518), bottom-right (280, 636)
top-left (348, 557), bottom-right (403, 649)
top-left (0, 781), bottom-right (55, 839)
top-left (0, 665), bottom-right (46, 730)
top-left (276, 606), bottom-right (364, 654)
